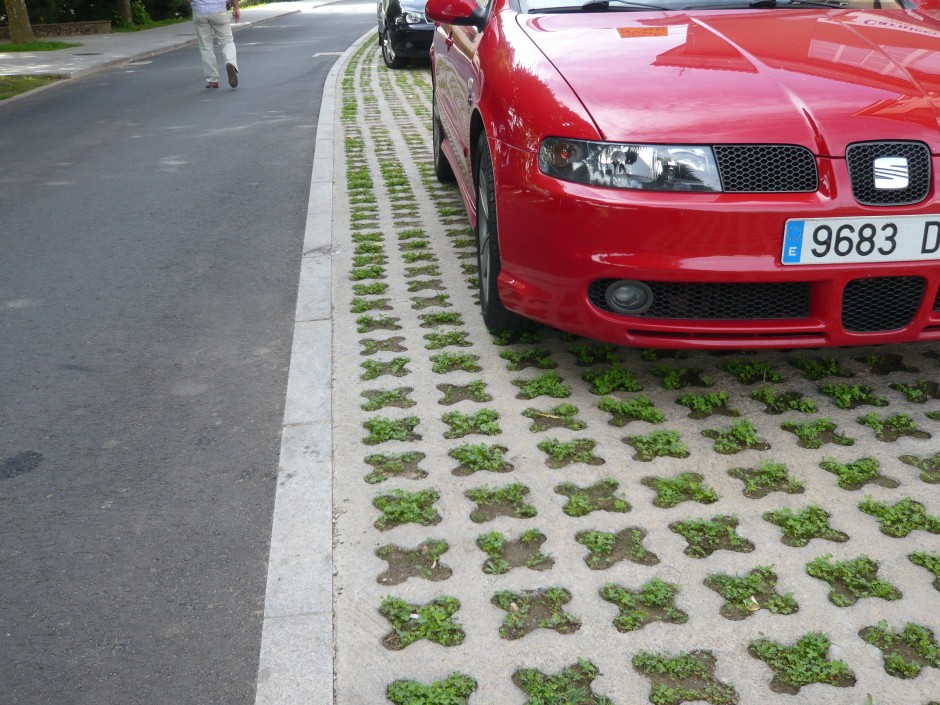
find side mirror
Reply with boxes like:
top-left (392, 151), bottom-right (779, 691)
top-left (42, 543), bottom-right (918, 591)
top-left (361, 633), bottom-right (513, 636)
top-left (425, 0), bottom-right (487, 28)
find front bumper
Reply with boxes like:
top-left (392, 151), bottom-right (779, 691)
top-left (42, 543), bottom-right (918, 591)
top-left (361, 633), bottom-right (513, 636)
top-left (490, 140), bottom-right (940, 349)
top-left (386, 25), bottom-right (433, 59)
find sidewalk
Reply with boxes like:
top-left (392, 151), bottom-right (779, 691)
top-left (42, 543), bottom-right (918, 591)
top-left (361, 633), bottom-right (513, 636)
top-left (320, 40), bottom-right (940, 705)
top-left (0, 1), bottom-right (321, 80)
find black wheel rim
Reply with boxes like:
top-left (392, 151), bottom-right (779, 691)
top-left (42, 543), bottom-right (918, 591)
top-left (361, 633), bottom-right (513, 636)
top-left (382, 31), bottom-right (395, 64)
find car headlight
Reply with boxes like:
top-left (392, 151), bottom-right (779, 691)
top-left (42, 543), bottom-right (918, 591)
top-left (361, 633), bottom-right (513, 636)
top-left (396, 11), bottom-right (426, 25)
top-left (539, 138), bottom-right (721, 192)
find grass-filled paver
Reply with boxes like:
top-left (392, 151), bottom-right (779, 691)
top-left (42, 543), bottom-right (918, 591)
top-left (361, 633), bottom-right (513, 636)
top-left (577, 528), bottom-right (659, 569)
top-left (437, 380), bottom-right (492, 405)
top-left (899, 451), bottom-right (940, 483)
top-left (499, 347), bottom-right (557, 371)
top-left (373, 488), bottom-right (441, 530)
top-left (669, 515), bottom-right (755, 558)
top-left (376, 539), bottom-right (452, 585)
top-left (642, 471), bottom-right (718, 508)
top-left (363, 415), bottom-right (421, 445)
top-left (492, 587), bottom-right (581, 640)
top-left (722, 359), bottom-right (785, 385)
top-left (789, 356), bottom-right (854, 381)
top-left (361, 386), bottom-right (416, 411)
top-left (702, 418), bottom-right (769, 454)
top-left (633, 650), bottom-right (739, 705)
top-left (523, 402), bottom-right (587, 432)
top-left (379, 595), bottom-right (465, 649)
top-left (555, 478), bottom-right (630, 516)
top-left (805, 554), bottom-right (902, 606)
top-left (819, 455), bottom-right (899, 490)
top-left (626, 429), bottom-right (689, 462)
top-left (465, 483), bottom-right (537, 523)
top-left (727, 461), bottom-right (804, 498)
top-left (858, 496), bottom-right (940, 537)
top-left (752, 386), bottom-right (818, 414)
top-left (441, 408), bottom-right (501, 438)
top-left (449, 442), bottom-right (512, 475)
top-left (819, 382), bottom-right (888, 409)
top-left (748, 631), bottom-right (856, 694)
top-left (386, 673), bottom-right (477, 705)
top-left (582, 362), bottom-right (643, 395)
top-left (361, 356), bottom-right (410, 380)
top-left (781, 417), bottom-right (854, 449)
top-left (513, 371), bottom-right (572, 399)
top-left (763, 505), bottom-right (849, 546)
top-left (330, 46), bottom-right (940, 705)
top-left (598, 394), bottom-right (664, 426)
top-left (512, 659), bottom-right (614, 705)
top-left (538, 437), bottom-right (604, 468)
top-left (430, 351), bottom-right (480, 374)
top-left (859, 621), bottom-right (940, 679)
top-left (600, 578), bottom-right (688, 632)
top-left (477, 529), bottom-right (554, 575)
top-left (364, 451), bottom-right (427, 483)
top-left (857, 411), bottom-right (931, 441)
top-left (676, 390), bottom-right (739, 419)
top-left (652, 364), bottom-right (714, 390)
top-left (704, 566), bottom-right (799, 620)
top-left (858, 352), bottom-right (919, 375)
top-left (910, 551), bottom-right (940, 590)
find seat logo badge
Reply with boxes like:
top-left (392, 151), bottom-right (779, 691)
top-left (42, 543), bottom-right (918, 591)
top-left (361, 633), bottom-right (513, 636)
top-left (874, 157), bottom-right (909, 190)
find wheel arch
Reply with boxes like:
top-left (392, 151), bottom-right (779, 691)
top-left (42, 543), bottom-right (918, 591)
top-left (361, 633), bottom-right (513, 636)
top-left (469, 110), bottom-right (486, 194)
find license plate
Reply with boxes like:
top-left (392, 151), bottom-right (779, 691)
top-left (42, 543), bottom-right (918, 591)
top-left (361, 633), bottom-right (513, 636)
top-left (782, 215), bottom-right (940, 265)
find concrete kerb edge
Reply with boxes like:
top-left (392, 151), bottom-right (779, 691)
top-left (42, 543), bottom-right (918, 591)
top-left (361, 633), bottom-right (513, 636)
top-left (253, 28), bottom-right (374, 705)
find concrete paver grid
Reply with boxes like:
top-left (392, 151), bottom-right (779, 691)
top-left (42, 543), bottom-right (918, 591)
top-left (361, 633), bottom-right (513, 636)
top-left (330, 42), bottom-right (940, 704)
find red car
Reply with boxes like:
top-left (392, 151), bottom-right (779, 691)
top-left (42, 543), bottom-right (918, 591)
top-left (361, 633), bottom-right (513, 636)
top-left (426, 0), bottom-right (940, 348)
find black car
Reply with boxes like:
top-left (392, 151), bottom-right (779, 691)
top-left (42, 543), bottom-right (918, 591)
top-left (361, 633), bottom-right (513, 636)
top-left (376, 0), bottom-right (433, 69)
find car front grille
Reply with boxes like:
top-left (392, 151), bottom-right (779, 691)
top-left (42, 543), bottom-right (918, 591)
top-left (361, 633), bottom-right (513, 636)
top-left (846, 141), bottom-right (931, 206)
top-left (842, 276), bottom-right (926, 332)
top-left (588, 280), bottom-right (811, 320)
top-left (714, 145), bottom-right (818, 193)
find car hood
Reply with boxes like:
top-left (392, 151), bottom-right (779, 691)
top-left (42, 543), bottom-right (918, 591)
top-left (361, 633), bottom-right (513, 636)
top-left (517, 9), bottom-right (940, 154)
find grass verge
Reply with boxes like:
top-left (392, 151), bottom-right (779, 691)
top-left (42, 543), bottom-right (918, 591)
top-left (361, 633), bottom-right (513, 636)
top-left (0, 74), bottom-right (62, 100)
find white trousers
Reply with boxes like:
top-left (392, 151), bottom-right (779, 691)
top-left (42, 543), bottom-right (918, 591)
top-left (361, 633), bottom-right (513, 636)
top-left (193, 12), bottom-right (237, 84)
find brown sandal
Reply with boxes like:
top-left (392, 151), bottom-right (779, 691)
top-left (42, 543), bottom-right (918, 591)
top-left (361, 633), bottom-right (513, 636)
top-left (206, 81), bottom-right (219, 89)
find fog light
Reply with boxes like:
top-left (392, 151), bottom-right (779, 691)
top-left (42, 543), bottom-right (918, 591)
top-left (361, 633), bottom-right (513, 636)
top-left (605, 280), bottom-right (653, 315)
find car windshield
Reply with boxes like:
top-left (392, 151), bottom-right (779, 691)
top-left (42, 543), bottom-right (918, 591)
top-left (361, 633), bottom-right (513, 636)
top-left (521, 0), bottom-right (907, 12)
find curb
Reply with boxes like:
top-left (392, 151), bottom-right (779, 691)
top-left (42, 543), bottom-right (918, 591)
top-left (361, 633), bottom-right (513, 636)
top-left (252, 28), bottom-right (374, 705)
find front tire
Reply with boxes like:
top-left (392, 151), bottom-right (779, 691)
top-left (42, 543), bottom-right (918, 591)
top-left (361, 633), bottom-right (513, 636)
top-left (381, 27), bottom-right (406, 69)
top-left (475, 132), bottom-right (533, 332)
top-left (432, 93), bottom-right (455, 183)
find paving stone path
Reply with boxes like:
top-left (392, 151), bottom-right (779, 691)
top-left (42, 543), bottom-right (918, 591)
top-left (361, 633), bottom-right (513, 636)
top-left (331, 41), bottom-right (940, 705)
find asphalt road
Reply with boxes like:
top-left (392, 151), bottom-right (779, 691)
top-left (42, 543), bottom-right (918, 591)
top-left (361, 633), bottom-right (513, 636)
top-left (0, 4), bottom-right (375, 703)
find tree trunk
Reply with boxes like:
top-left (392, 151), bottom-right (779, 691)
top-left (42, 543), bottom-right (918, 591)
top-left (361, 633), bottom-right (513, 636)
top-left (116, 0), bottom-right (132, 24)
top-left (3, 0), bottom-right (36, 44)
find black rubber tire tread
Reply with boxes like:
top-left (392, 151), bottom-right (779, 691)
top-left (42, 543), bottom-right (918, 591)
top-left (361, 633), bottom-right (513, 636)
top-left (475, 132), bottom-right (535, 332)
top-left (432, 93), bottom-right (456, 183)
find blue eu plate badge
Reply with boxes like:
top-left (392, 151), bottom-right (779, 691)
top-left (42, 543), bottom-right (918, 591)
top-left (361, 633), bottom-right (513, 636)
top-left (783, 221), bottom-right (804, 264)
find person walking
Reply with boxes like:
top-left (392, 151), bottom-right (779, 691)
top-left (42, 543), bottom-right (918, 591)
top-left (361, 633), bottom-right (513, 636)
top-left (191, 0), bottom-right (240, 89)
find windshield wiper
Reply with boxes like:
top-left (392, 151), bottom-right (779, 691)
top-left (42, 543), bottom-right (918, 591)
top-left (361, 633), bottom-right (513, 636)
top-left (580, 0), bottom-right (671, 11)
top-left (743, 0), bottom-right (853, 6)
